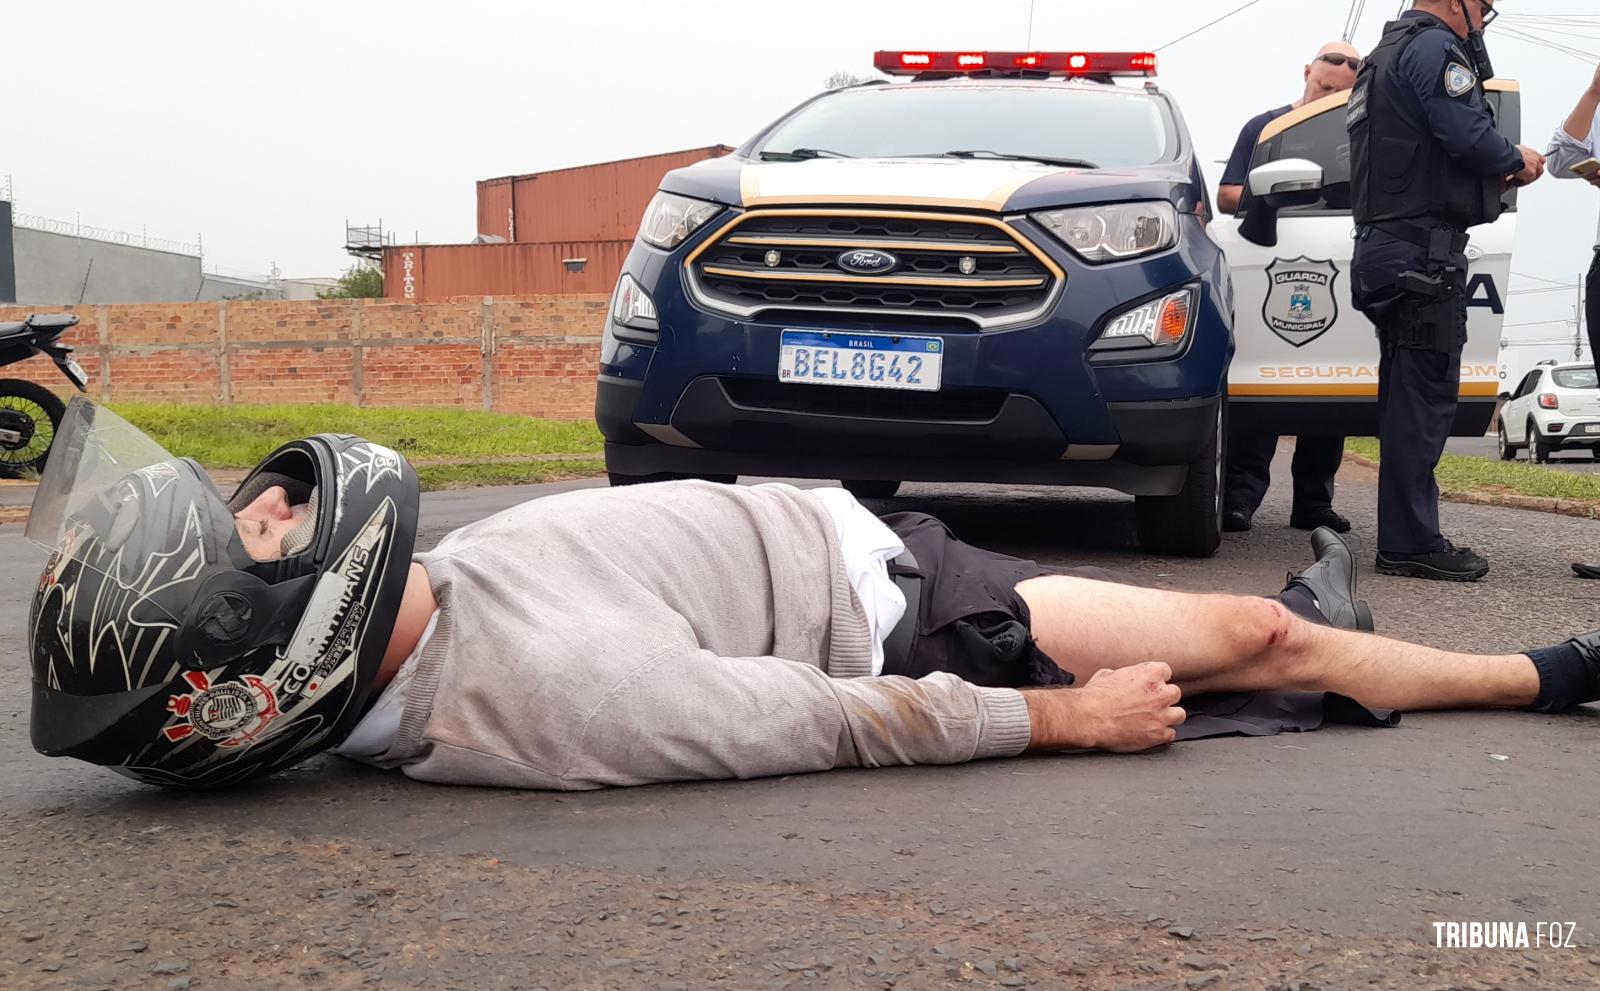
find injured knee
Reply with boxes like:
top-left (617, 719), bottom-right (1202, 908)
top-left (1228, 596), bottom-right (1299, 661)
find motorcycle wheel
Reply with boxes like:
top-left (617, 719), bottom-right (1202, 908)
top-left (0, 379), bottom-right (68, 479)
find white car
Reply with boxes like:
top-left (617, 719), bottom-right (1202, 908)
top-left (1497, 361), bottom-right (1600, 462)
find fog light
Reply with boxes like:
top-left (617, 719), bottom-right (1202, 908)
top-left (765, 250), bottom-right (782, 268)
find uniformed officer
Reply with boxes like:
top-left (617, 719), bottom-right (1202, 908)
top-left (1347, 0), bottom-right (1544, 582)
top-left (1219, 40), bottom-right (1362, 535)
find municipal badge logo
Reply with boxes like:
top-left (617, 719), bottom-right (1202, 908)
top-left (163, 671), bottom-right (282, 748)
top-left (1445, 62), bottom-right (1476, 98)
top-left (1263, 257), bottom-right (1340, 348)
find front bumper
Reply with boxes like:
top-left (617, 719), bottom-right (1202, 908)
top-left (599, 374), bottom-right (1219, 495)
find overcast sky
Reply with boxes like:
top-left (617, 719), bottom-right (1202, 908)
top-left (7, 0), bottom-right (1600, 364)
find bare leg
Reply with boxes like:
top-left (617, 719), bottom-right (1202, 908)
top-left (1016, 576), bottom-right (1539, 711)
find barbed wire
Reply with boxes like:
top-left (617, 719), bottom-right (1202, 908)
top-left (11, 212), bottom-right (200, 257)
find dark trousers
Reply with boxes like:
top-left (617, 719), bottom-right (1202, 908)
top-left (1376, 337), bottom-right (1460, 554)
top-left (1223, 428), bottom-right (1344, 517)
top-left (1586, 248), bottom-right (1600, 365)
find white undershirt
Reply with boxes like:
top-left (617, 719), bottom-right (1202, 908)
top-left (334, 487), bottom-right (907, 762)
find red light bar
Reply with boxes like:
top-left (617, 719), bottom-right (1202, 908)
top-left (874, 50), bottom-right (1158, 78)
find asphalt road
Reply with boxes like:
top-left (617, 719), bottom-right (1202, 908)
top-left (3, 458), bottom-right (1598, 990)
top-left (1449, 435), bottom-right (1600, 475)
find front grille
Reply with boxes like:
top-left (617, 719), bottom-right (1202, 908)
top-left (721, 377), bottom-right (1008, 422)
top-left (687, 211), bottom-right (1061, 330)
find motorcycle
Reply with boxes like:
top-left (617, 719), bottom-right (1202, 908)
top-left (0, 313), bottom-right (90, 478)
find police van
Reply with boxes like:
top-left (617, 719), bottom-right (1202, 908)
top-left (595, 52), bottom-right (1518, 557)
top-left (1210, 81), bottom-right (1519, 438)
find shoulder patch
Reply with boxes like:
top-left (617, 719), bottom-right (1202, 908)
top-left (1444, 62), bottom-right (1476, 98)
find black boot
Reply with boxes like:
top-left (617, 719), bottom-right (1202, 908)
top-left (1285, 527), bottom-right (1375, 631)
top-left (1375, 541), bottom-right (1489, 583)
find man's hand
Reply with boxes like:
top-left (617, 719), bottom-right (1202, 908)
top-left (1023, 662), bottom-right (1185, 754)
top-left (1509, 145), bottom-right (1546, 187)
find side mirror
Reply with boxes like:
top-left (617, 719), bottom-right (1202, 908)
top-left (1498, 392), bottom-right (1512, 402)
top-left (1239, 159), bottom-right (1326, 247)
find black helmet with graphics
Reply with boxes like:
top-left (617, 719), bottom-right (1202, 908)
top-left (26, 399), bottom-right (419, 788)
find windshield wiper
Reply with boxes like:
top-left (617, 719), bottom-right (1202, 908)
top-left (939, 149), bottom-right (1099, 169)
top-left (758, 147), bottom-right (854, 161)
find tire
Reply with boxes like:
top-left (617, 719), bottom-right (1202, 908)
top-left (607, 471), bottom-right (736, 487)
top-left (1496, 420), bottom-right (1515, 461)
top-left (0, 379), bottom-right (67, 479)
top-left (1528, 419), bottom-right (1552, 464)
top-left (1135, 401), bottom-right (1223, 558)
top-left (841, 479), bottom-right (902, 500)
top-left (1591, 448), bottom-right (1600, 462)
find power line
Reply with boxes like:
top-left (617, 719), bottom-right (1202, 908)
top-left (1343, 0), bottom-right (1368, 42)
top-left (1154, 0), bottom-right (1273, 53)
top-left (1514, 271), bottom-right (1580, 287)
top-left (1025, 0), bottom-right (1036, 49)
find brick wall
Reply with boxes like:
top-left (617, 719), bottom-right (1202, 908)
top-left (0, 295), bottom-right (608, 419)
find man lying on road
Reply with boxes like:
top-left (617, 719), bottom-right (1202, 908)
top-left (25, 403), bottom-right (1599, 789)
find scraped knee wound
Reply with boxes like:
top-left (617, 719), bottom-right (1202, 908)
top-left (1235, 597), bottom-right (1294, 657)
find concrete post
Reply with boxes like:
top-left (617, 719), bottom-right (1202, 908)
top-left (350, 300), bottom-right (365, 407)
top-left (481, 296), bottom-right (495, 412)
top-left (217, 301), bottom-right (232, 405)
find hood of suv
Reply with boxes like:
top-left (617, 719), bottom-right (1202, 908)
top-left (659, 154), bottom-right (1199, 216)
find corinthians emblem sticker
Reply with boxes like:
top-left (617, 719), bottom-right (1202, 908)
top-left (1263, 257), bottom-right (1340, 348)
top-left (163, 671), bottom-right (282, 747)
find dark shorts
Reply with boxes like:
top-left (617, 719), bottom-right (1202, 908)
top-left (879, 512), bottom-right (1145, 689)
top-left (876, 512), bottom-right (1399, 740)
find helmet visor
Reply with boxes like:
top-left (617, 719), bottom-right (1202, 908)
top-left (25, 398), bottom-right (183, 553)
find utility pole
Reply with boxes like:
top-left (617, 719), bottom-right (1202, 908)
top-left (1580, 272), bottom-right (1589, 365)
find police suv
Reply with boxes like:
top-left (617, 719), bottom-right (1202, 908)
top-left (595, 51), bottom-right (1518, 557)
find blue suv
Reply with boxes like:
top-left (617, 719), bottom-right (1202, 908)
top-left (596, 51), bottom-right (1233, 556)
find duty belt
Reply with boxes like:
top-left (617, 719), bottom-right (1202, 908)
top-left (882, 547), bottom-right (923, 673)
top-left (1369, 219), bottom-right (1468, 255)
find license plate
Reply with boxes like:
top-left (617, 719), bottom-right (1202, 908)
top-left (778, 331), bottom-right (943, 392)
top-left (1583, 424), bottom-right (1600, 435)
top-left (57, 355), bottom-right (89, 390)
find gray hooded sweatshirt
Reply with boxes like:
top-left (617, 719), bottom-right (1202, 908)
top-left (372, 481), bottom-right (1032, 789)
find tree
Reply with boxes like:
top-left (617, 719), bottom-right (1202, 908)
top-left (317, 264), bottom-right (384, 299)
top-left (825, 70), bottom-right (873, 90)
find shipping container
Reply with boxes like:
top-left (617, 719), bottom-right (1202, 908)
top-left (381, 241), bottom-right (632, 301)
top-left (475, 176), bottom-right (515, 241)
top-left (479, 145), bottom-right (733, 245)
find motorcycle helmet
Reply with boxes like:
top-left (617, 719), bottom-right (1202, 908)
top-left (26, 399), bottom-right (419, 788)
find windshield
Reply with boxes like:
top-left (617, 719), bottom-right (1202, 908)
top-left (1553, 368), bottom-right (1599, 389)
top-left (756, 84), bottom-right (1177, 168)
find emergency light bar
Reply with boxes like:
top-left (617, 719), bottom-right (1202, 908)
top-left (874, 51), bottom-right (1158, 78)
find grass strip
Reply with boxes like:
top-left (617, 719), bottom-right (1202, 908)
top-left (112, 402), bottom-right (604, 469)
top-left (1345, 437), bottom-right (1600, 516)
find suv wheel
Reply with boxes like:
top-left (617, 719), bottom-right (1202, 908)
top-left (1135, 403), bottom-right (1223, 558)
top-left (1527, 419), bottom-right (1552, 464)
top-left (1496, 420), bottom-right (1516, 461)
top-left (842, 480), bottom-right (902, 500)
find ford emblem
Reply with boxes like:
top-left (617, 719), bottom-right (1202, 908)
top-left (836, 249), bottom-right (899, 276)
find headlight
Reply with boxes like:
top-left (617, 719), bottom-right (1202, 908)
top-left (1032, 202), bottom-right (1178, 263)
top-left (637, 192), bottom-right (721, 250)
top-left (611, 274), bottom-right (659, 337)
top-left (1090, 287), bottom-right (1196, 353)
